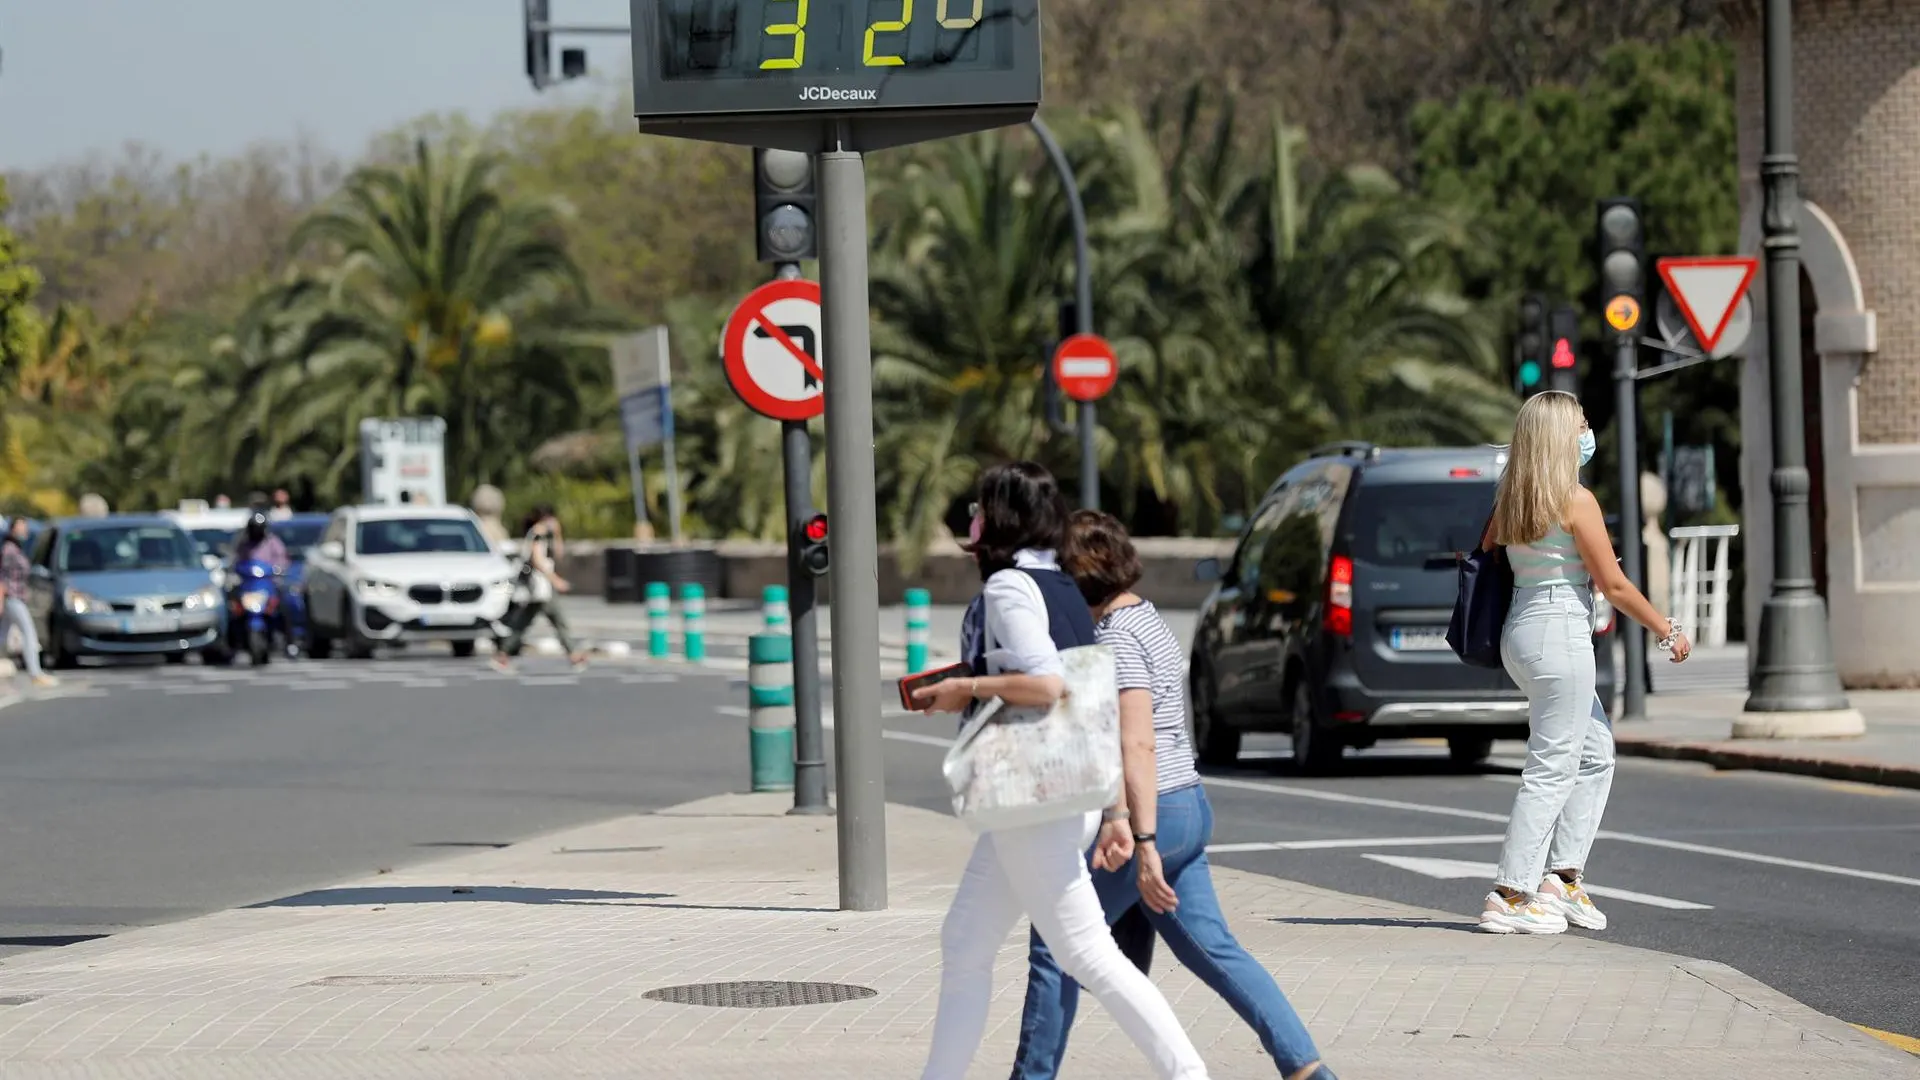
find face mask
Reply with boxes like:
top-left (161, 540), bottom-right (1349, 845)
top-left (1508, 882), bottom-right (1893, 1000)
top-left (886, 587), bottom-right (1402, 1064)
top-left (1578, 429), bottom-right (1597, 467)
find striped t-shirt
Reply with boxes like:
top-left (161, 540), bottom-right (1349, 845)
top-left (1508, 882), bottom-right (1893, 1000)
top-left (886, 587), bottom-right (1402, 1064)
top-left (1096, 600), bottom-right (1201, 794)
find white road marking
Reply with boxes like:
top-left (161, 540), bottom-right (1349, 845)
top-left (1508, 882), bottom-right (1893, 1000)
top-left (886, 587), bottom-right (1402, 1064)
top-left (1208, 834), bottom-right (1507, 853)
top-left (876, 733), bottom-right (1920, 891)
top-left (162, 684), bottom-right (231, 695)
top-left (1362, 854), bottom-right (1714, 910)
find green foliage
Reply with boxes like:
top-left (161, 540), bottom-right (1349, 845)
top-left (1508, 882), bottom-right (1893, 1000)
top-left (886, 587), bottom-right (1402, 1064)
top-left (1410, 33), bottom-right (1743, 512)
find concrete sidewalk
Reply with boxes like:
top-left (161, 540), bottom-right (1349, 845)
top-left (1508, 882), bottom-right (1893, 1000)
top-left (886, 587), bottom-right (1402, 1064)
top-left (0, 793), bottom-right (1907, 1079)
top-left (1628, 688), bottom-right (1920, 790)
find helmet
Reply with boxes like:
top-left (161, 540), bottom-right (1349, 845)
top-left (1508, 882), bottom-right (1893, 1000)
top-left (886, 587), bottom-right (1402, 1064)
top-left (245, 510), bottom-right (269, 542)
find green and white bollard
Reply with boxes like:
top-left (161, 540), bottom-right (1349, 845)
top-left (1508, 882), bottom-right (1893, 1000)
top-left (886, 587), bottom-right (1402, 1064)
top-left (646, 582), bottom-right (671, 659)
top-left (681, 582), bottom-right (706, 662)
top-left (904, 587), bottom-right (931, 673)
top-left (763, 584), bottom-right (790, 634)
top-left (748, 633), bottom-right (796, 791)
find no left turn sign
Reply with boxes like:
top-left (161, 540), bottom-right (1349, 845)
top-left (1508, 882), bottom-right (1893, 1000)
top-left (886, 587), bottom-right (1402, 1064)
top-left (722, 279), bottom-right (825, 422)
top-left (1051, 334), bottom-right (1120, 403)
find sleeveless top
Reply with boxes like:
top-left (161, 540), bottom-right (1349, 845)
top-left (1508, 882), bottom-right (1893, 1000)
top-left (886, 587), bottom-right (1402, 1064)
top-left (1508, 524), bottom-right (1590, 587)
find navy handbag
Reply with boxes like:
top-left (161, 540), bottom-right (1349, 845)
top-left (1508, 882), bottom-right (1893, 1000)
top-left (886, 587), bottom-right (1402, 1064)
top-left (1447, 521), bottom-right (1512, 669)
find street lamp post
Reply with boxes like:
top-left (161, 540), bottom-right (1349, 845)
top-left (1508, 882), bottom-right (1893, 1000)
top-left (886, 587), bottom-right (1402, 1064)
top-left (1027, 117), bottom-right (1098, 511)
top-left (1739, 0), bottom-right (1862, 736)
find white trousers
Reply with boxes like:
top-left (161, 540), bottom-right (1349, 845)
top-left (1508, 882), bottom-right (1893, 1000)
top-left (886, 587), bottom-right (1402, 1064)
top-left (1495, 584), bottom-right (1617, 891)
top-left (919, 810), bottom-right (1208, 1080)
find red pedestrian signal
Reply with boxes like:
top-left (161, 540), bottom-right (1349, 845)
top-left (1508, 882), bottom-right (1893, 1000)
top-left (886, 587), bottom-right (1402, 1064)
top-left (1551, 338), bottom-right (1576, 369)
top-left (797, 514), bottom-right (830, 576)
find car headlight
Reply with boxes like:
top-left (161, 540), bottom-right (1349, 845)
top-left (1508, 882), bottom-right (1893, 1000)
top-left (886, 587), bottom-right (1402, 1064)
top-left (240, 591), bottom-right (272, 613)
top-left (488, 578), bottom-right (514, 594)
top-left (355, 578), bottom-right (401, 599)
top-left (64, 588), bottom-right (108, 615)
top-left (184, 586), bottom-right (220, 611)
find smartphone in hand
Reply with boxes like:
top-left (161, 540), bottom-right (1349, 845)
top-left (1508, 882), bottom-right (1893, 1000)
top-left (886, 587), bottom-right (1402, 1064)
top-left (898, 662), bottom-right (975, 711)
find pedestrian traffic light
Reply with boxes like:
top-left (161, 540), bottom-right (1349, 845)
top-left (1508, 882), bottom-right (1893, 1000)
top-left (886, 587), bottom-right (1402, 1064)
top-left (1596, 198), bottom-right (1646, 341)
top-left (1513, 293), bottom-right (1550, 396)
top-left (754, 148), bottom-right (817, 263)
top-left (796, 513), bottom-right (830, 576)
top-left (1548, 304), bottom-right (1581, 396)
top-left (523, 0), bottom-right (586, 90)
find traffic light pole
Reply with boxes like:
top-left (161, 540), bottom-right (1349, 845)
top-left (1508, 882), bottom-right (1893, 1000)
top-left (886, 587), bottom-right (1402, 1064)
top-left (1614, 336), bottom-right (1647, 721)
top-left (819, 134), bottom-right (888, 910)
top-left (773, 260), bottom-right (830, 816)
top-left (1028, 117), bottom-right (1098, 511)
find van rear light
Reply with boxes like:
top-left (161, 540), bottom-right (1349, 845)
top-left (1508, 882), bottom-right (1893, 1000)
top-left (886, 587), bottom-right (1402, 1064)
top-left (1592, 591), bottom-right (1615, 635)
top-left (1448, 467), bottom-right (1482, 478)
top-left (1325, 555), bottom-right (1354, 637)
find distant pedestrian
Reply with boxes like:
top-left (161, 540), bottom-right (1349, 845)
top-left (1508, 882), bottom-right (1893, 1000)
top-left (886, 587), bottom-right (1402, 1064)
top-left (1478, 391), bottom-right (1691, 935)
top-left (0, 516), bottom-right (56, 689)
top-left (491, 505), bottom-right (586, 673)
top-left (470, 485), bottom-right (510, 551)
top-left (214, 494), bottom-right (232, 509)
top-left (912, 462), bottom-right (1208, 1080)
top-left (268, 488), bottom-right (294, 521)
top-left (1006, 510), bottom-right (1334, 1080)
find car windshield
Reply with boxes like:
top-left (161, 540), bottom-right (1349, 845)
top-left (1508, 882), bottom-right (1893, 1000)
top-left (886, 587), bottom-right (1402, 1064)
top-left (190, 528), bottom-right (235, 559)
top-left (60, 525), bottom-right (200, 572)
top-left (1348, 480), bottom-right (1498, 567)
top-left (356, 518), bottom-right (488, 556)
top-left (274, 520), bottom-right (328, 559)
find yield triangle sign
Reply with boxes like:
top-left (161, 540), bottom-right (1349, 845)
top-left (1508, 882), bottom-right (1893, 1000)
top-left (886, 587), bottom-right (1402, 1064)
top-left (1657, 256), bottom-right (1758, 353)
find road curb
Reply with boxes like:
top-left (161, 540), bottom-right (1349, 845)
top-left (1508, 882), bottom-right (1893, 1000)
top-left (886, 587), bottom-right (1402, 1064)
top-left (1614, 734), bottom-right (1920, 791)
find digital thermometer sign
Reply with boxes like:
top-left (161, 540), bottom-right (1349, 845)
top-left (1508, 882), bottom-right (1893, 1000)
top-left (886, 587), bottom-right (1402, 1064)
top-left (629, 0), bottom-right (1043, 151)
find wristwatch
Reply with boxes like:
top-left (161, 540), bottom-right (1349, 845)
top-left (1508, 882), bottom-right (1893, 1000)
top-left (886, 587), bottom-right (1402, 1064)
top-left (1132, 832), bottom-right (1156, 846)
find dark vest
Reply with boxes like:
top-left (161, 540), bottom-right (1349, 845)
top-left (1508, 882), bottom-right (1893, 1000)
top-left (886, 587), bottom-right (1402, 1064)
top-left (962, 566), bottom-right (1095, 675)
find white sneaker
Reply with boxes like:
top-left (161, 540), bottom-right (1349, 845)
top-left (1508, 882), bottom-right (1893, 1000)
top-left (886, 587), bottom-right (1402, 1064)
top-left (1478, 890), bottom-right (1568, 935)
top-left (1538, 873), bottom-right (1608, 930)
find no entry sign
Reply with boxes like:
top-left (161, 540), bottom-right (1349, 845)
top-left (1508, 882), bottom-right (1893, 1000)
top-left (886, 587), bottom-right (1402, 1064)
top-left (1051, 334), bottom-right (1119, 403)
top-left (722, 279), bottom-right (825, 422)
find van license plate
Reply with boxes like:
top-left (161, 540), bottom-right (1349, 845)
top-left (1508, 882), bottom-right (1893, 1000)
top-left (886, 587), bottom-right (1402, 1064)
top-left (1389, 627), bottom-right (1450, 651)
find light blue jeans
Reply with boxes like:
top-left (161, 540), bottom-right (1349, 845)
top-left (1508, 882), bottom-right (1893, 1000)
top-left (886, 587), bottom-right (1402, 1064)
top-left (1495, 584), bottom-right (1616, 892)
top-left (2, 596), bottom-right (44, 678)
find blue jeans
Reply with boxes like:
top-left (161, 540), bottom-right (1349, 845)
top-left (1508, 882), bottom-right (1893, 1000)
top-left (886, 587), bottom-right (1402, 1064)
top-left (1008, 784), bottom-right (1322, 1078)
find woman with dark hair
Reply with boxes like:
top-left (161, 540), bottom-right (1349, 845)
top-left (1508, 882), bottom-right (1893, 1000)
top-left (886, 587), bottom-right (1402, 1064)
top-left (913, 464), bottom-right (1208, 1080)
top-left (1008, 511), bottom-right (1335, 1080)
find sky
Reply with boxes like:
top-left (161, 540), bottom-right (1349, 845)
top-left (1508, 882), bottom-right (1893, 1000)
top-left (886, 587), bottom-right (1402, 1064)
top-left (1, 0), bottom-right (632, 171)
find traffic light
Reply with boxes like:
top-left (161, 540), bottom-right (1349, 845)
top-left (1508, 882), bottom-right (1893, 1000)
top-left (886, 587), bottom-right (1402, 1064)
top-left (1548, 304), bottom-right (1580, 396)
top-left (523, 0), bottom-right (586, 90)
top-left (796, 513), bottom-right (830, 576)
top-left (1513, 293), bottom-right (1550, 396)
top-left (1596, 197), bottom-right (1646, 341)
top-left (754, 148), bottom-right (817, 263)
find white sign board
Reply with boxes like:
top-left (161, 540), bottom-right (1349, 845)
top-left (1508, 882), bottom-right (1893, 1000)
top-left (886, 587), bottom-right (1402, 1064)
top-left (359, 417), bottom-right (447, 507)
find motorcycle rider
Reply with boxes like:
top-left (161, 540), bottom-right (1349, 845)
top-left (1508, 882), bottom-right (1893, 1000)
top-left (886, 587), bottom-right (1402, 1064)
top-left (232, 509), bottom-right (289, 572)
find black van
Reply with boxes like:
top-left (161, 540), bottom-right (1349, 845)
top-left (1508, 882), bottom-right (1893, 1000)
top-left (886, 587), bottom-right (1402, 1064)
top-left (1189, 442), bottom-right (1619, 774)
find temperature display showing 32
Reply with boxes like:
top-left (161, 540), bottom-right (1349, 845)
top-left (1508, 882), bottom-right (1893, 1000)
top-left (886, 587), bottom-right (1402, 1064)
top-left (655, 0), bottom-right (1016, 80)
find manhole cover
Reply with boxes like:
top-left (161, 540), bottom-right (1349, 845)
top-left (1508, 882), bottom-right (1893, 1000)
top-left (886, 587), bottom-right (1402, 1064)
top-left (643, 980), bottom-right (876, 1009)
top-left (306, 973), bottom-right (519, 987)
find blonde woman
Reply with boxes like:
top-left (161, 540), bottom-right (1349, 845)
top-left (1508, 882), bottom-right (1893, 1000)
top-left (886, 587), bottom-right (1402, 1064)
top-left (1479, 391), bottom-right (1692, 935)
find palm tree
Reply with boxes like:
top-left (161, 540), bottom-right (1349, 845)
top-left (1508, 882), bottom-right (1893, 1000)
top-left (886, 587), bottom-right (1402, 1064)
top-left (285, 138), bottom-right (614, 498)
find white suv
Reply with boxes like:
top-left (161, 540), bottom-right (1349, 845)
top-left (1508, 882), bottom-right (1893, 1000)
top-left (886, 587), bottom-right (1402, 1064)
top-left (301, 506), bottom-right (516, 659)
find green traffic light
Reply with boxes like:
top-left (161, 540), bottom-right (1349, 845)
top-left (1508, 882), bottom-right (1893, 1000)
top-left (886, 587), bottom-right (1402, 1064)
top-left (1519, 360), bottom-right (1543, 388)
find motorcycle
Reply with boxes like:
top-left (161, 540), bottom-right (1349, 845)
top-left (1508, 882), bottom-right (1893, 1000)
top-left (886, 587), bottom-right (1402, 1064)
top-left (229, 559), bottom-right (286, 667)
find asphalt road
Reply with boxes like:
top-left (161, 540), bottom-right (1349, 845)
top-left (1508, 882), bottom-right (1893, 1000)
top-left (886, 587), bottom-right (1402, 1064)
top-left (0, 652), bottom-right (748, 956)
top-left (3, 653), bottom-right (1915, 1043)
top-left (873, 716), bottom-right (1920, 1040)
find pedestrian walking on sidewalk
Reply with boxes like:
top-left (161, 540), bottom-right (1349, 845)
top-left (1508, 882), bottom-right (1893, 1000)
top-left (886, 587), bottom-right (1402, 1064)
top-left (1478, 391), bottom-right (1692, 935)
top-left (491, 505), bottom-right (587, 673)
top-left (1005, 510), bottom-right (1334, 1080)
top-left (912, 463), bottom-right (1209, 1080)
top-left (0, 515), bottom-right (57, 689)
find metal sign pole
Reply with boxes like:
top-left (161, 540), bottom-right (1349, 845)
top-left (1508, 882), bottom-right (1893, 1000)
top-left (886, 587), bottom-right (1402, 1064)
top-left (1615, 336), bottom-right (1647, 721)
top-left (771, 262), bottom-right (830, 816)
top-left (819, 136), bottom-right (887, 911)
